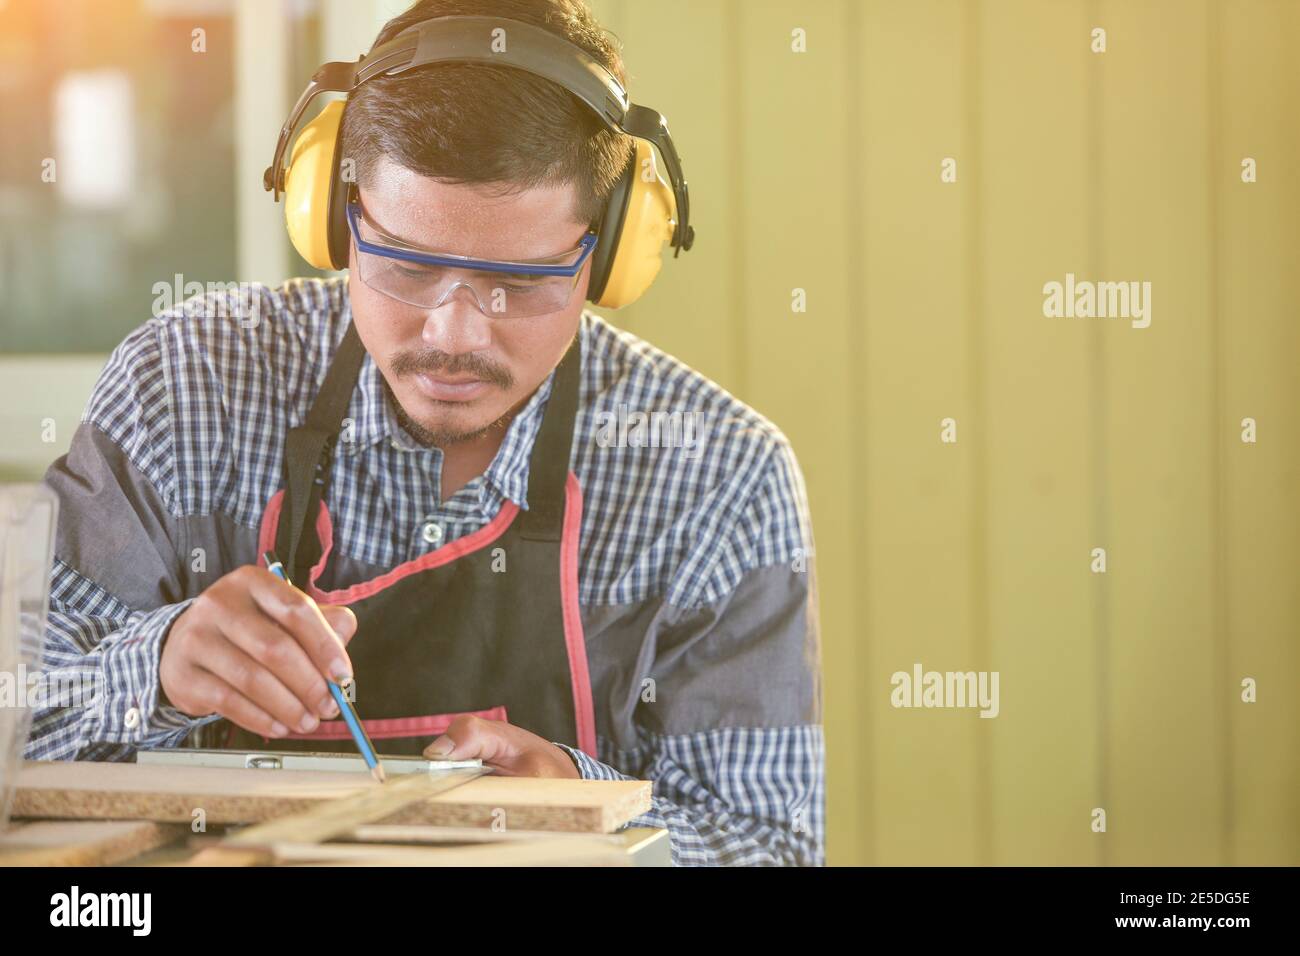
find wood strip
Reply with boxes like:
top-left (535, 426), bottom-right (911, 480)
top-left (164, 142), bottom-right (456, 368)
top-left (184, 846), bottom-right (272, 867)
top-left (0, 820), bottom-right (184, 867)
top-left (13, 761), bottom-right (651, 834)
top-left (220, 767), bottom-right (485, 848)
top-left (265, 836), bottom-right (631, 866)
top-left (349, 824), bottom-right (617, 844)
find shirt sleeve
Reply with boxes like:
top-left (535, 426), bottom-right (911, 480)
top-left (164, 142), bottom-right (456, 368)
top-left (28, 321), bottom-right (221, 760)
top-left (554, 722), bottom-right (824, 866)
top-left (27, 562), bottom-right (212, 759)
top-left (558, 439), bottom-right (825, 866)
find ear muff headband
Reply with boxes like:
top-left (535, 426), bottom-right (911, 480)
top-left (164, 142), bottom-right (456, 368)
top-left (267, 15), bottom-right (694, 308)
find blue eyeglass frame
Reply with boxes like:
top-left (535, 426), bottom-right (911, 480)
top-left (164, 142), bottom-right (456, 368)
top-left (345, 201), bottom-right (597, 277)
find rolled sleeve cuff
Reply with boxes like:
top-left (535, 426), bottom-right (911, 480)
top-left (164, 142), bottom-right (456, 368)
top-left (94, 599), bottom-right (216, 746)
top-left (552, 742), bottom-right (634, 782)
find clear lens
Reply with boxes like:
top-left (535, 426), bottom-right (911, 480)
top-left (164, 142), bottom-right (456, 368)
top-left (356, 251), bottom-right (581, 317)
top-left (348, 204), bottom-right (590, 318)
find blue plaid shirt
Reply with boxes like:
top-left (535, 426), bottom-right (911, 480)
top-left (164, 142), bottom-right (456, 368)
top-left (33, 277), bottom-right (825, 865)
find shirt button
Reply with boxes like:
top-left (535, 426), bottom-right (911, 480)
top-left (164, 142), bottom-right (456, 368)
top-left (124, 706), bottom-right (141, 729)
top-left (420, 521), bottom-right (443, 545)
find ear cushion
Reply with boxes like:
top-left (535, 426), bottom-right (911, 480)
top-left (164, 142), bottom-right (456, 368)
top-left (325, 106), bottom-right (352, 271)
top-left (283, 100), bottom-right (347, 271)
top-left (589, 138), bottom-right (677, 310)
top-left (587, 148), bottom-right (634, 305)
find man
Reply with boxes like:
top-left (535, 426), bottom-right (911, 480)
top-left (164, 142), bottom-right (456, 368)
top-left (31, 0), bottom-right (823, 866)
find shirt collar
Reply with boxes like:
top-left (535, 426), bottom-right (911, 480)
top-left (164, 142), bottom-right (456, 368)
top-left (345, 350), bottom-right (393, 452)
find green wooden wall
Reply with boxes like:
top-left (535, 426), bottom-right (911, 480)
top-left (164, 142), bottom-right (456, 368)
top-left (585, 0), bottom-right (1299, 866)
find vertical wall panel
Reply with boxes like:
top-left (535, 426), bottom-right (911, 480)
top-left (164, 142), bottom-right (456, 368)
top-left (1097, 0), bottom-right (1222, 865)
top-left (579, 0), bottom-right (1298, 866)
top-left (979, 0), bottom-right (1100, 866)
top-left (860, 0), bottom-right (979, 865)
top-left (1219, 0), bottom-right (1300, 866)
top-left (604, 0), bottom-right (739, 391)
top-left (733, 0), bottom-right (861, 864)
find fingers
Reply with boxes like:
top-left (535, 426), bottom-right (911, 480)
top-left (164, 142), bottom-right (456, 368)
top-left (175, 663), bottom-right (290, 739)
top-left (424, 716), bottom-right (517, 764)
top-left (194, 627), bottom-right (324, 734)
top-left (319, 604), bottom-right (358, 646)
top-left (160, 566), bottom-right (361, 728)
top-left (421, 718), bottom-right (581, 778)
top-left (211, 612), bottom-right (337, 726)
top-left (242, 567), bottom-right (354, 682)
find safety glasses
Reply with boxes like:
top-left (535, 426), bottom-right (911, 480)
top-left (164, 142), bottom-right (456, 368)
top-left (346, 201), bottom-right (597, 319)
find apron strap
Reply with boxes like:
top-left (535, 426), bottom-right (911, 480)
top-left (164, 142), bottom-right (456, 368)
top-left (518, 336), bottom-right (581, 542)
top-left (276, 322), bottom-right (367, 585)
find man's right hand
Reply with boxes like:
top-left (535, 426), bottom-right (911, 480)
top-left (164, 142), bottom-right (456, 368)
top-left (159, 565), bottom-right (358, 738)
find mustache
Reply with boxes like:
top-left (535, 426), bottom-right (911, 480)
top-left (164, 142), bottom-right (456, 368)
top-left (390, 349), bottom-right (514, 389)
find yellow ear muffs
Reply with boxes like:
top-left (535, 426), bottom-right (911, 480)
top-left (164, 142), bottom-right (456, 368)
top-left (588, 138), bottom-right (678, 310)
top-left (282, 100), bottom-right (348, 271)
top-left (285, 105), bottom-right (677, 288)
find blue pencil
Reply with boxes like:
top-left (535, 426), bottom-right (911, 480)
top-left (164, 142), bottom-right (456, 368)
top-left (262, 550), bottom-right (385, 783)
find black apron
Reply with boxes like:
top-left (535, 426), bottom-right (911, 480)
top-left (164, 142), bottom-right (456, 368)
top-left (221, 324), bottom-right (596, 757)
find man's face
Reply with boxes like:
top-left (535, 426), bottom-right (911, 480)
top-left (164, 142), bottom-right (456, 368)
top-left (347, 156), bottom-right (591, 446)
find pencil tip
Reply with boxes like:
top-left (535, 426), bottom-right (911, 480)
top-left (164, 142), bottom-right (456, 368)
top-left (372, 764), bottom-right (387, 783)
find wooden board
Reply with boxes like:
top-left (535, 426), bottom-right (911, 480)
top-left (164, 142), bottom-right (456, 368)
top-left (256, 835), bottom-right (633, 866)
top-left (220, 767), bottom-right (486, 847)
top-left (0, 820), bottom-right (183, 866)
top-left (350, 823), bottom-right (628, 845)
top-left (185, 769), bottom-right (487, 866)
top-left (12, 761), bottom-right (651, 834)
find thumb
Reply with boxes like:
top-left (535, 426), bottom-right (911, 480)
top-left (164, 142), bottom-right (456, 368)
top-left (318, 604), bottom-right (358, 645)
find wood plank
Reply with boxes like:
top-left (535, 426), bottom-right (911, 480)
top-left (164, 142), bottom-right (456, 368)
top-left (350, 824), bottom-right (627, 844)
top-left (218, 768), bottom-right (486, 848)
top-left (12, 761), bottom-right (652, 834)
top-left (190, 820), bottom-right (647, 867)
top-left (0, 820), bottom-right (183, 867)
top-left (264, 836), bottom-right (632, 866)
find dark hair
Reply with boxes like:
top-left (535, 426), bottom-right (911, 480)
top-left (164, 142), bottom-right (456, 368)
top-left (340, 0), bottom-right (634, 228)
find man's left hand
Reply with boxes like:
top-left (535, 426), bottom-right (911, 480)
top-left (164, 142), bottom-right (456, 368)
top-left (422, 715), bottom-right (580, 778)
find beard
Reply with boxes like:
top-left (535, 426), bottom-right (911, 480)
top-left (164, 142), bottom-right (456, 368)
top-left (383, 347), bottom-right (515, 447)
top-left (380, 374), bottom-right (517, 447)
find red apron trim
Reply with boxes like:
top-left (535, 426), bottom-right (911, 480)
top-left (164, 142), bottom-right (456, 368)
top-left (257, 487), bottom-right (521, 606)
top-left (275, 705), bottom-right (509, 742)
top-left (306, 501), bottom-right (521, 605)
top-left (254, 474), bottom-right (596, 758)
top-left (562, 471), bottom-right (597, 757)
top-left (257, 488), bottom-right (335, 586)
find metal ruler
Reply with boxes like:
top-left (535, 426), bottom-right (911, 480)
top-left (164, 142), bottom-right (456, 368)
top-left (137, 746), bottom-right (482, 776)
